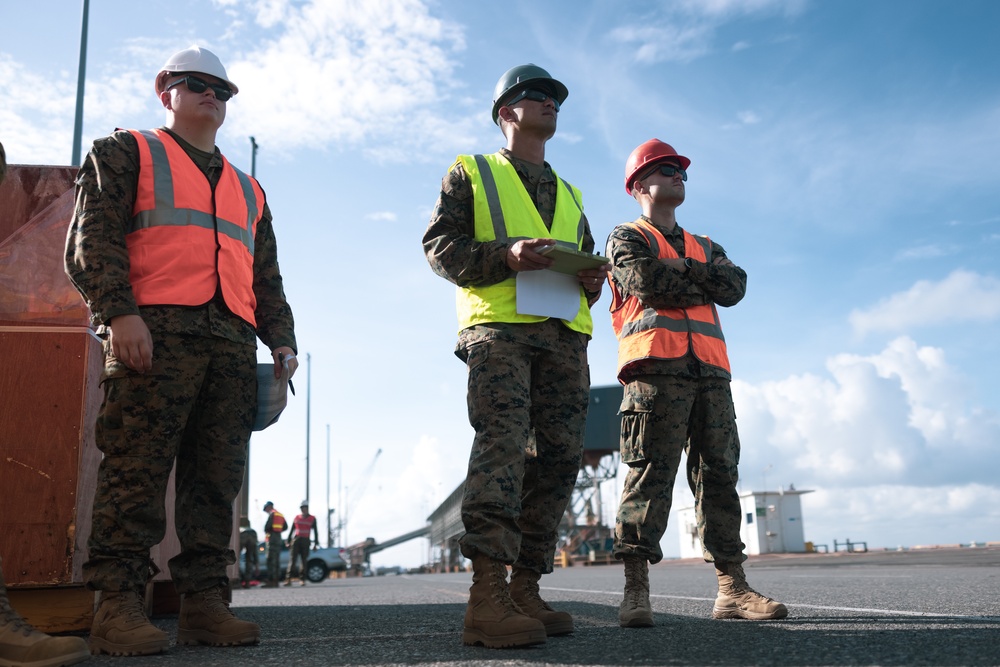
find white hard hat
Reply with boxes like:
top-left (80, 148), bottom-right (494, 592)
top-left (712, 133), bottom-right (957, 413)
top-left (155, 46), bottom-right (238, 95)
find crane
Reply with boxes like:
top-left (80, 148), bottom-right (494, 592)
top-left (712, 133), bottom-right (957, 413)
top-left (332, 448), bottom-right (381, 547)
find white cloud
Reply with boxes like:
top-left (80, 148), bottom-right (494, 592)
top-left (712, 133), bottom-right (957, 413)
top-left (348, 434), bottom-right (467, 563)
top-left (219, 0), bottom-right (473, 160)
top-left (849, 270), bottom-right (1000, 336)
top-left (733, 336), bottom-right (1000, 490)
top-left (608, 0), bottom-right (804, 64)
top-left (366, 211), bottom-right (397, 222)
top-left (893, 243), bottom-right (960, 261)
top-left (801, 484), bottom-right (1000, 548)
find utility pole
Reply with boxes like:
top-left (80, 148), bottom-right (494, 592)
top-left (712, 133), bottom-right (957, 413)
top-left (305, 352), bottom-right (311, 504)
top-left (249, 136), bottom-right (258, 177)
top-left (241, 136), bottom-right (259, 522)
top-left (326, 424), bottom-right (331, 548)
top-left (71, 0), bottom-right (90, 166)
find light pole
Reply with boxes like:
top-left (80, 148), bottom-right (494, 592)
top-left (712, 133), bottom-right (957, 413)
top-left (71, 0), bottom-right (90, 166)
top-left (249, 136), bottom-right (258, 177)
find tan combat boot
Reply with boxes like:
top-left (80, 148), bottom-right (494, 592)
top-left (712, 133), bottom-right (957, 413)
top-left (0, 557), bottom-right (90, 666)
top-left (509, 568), bottom-right (573, 636)
top-left (462, 555), bottom-right (546, 648)
top-left (89, 591), bottom-right (169, 656)
top-left (177, 585), bottom-right (260, 646)
top-left (713, 562), bottom-right (788, 620)
top-left (619, 557), bottom-right (654, 628)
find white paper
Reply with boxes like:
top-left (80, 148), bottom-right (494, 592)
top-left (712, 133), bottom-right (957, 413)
top-left (515, 269), bottom-right (581, 321)
top-left (254, 363), bottom-right (290, 431)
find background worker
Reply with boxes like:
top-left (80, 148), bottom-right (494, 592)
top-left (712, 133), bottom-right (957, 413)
top-left (262, 501), bottom-right (287, 587)
top-left (285, 501), bottom-right (319, 585)
top-left (423, 63), bottom-right (608, 649)
top-left (65, 46), bottom-right (298, 655)
top-left (0, 140), bottom-right (91, 667)
top-left (238, 517), bottom-right (259, 588)
top-left (606, 138), bottom-right (787, 627)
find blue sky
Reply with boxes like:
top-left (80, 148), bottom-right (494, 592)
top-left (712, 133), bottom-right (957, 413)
top-left (2, 0), bottom-right (998, 569)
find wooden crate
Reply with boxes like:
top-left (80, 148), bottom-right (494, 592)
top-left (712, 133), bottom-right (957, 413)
top-left (0, 165), bottom-right (241, 631)
top-left (0, 327), bottom-right (103, 631)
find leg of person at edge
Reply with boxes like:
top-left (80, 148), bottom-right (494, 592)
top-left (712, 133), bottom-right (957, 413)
top-left (0, 141), bottom-right (91, 667)
top-left (64, 46), bottom-right (298, 656)
top-left (423, 64), bottom-right (610, 648)
top-left (607, 139), bottom-right (787, 628)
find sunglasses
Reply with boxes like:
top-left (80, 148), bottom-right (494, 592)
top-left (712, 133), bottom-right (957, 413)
top-left (647, 163), bottom-right (687, 182)
top-left (505, 88), bottom-right (561, 112)
top-left (165, 75), bottom-right (234, 102)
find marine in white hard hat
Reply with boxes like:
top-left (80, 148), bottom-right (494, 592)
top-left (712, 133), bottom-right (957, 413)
top-left (154, 45), bottom-right (239, 96)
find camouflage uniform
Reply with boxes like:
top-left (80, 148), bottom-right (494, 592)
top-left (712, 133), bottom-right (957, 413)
top-left (423, 148), bottom-right (596, 573)
top-left (65, 128), bottom-right (296, 595)
top-left (607, 219), bottom-right (748, 565)
top-left (239, 526), bottom-right (259, 585)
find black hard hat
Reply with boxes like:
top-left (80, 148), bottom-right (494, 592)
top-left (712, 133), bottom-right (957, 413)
top-left (491, 63), bottom-right (568, 125)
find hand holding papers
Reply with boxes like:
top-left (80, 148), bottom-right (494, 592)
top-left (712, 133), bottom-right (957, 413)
top-left (536, 244), bottom-right (609, 275)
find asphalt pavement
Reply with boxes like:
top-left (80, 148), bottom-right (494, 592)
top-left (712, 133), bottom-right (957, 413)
top-left (82, 546), bottom-right (1000, 666)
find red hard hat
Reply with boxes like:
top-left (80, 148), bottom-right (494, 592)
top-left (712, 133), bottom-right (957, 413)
top-left (624, 139), bottom-right (691, 194)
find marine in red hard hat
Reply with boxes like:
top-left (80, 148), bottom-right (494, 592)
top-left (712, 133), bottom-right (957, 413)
top-left (624, 139), bottom-right (691, 195)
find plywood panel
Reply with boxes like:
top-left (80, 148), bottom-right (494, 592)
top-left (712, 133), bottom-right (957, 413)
top-left (0, 328), bottom-right (102, 585)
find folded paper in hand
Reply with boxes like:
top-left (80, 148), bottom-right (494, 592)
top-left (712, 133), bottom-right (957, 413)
top-left (254, 363), bottom-right (294, 431)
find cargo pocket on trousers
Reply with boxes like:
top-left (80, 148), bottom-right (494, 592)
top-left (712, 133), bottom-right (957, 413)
top-left (619, 381), bottom-right (657, 465)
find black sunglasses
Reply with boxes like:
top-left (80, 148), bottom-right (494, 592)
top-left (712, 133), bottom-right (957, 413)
top-left (647, 163), bottom-right (687, 182)
top-left (165, 75), bottom-right (234, 102)
top-left (505, 88), bottom-right (561, 112)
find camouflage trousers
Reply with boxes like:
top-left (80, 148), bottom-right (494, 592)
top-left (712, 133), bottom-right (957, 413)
top-left (241, 543), bottom-right (259, 583)
top-left (459, 337), bottom-right (589, 573)
top-left (83, 332), bottom-right (256, 594)
top-left (265, 536), bottom-right (282, 581)
top-left (614, 375), bottom-right (746, 565)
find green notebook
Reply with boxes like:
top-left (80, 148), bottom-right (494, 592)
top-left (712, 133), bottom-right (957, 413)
top-left (538, 244), bottom-right (610, 275)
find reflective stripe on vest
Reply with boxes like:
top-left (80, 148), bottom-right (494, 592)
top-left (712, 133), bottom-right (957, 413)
top-left (454, 152), bottom-right (593, 335)
top-left (269, 511), bottom-right (286, 533)
top-left (127, 129), bottom-right (262, 327)
top-left (292, 515), bottom-right (315, 539)
top-left (609, 219), bottom-right (730, 378)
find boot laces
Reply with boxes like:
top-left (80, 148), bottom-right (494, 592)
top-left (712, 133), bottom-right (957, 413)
top-left (0, 599), bottom-right (36, 638)
top-left (623, 560), bottom-right (649, 607)
top-left (515, 575), bottom-right (554, 612)
top-left (116, 592), bottom-right (151, 625)
top-left (198, 586), bottom-right (233, 617)
top-left (486, 562), bottom-right (519, 613)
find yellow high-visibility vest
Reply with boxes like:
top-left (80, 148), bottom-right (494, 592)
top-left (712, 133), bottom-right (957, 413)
top-left (455, 152), bottom-right (593, 335)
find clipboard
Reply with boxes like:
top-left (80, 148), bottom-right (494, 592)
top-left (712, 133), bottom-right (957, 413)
top-left (538, 244), bottom-right (610, 275)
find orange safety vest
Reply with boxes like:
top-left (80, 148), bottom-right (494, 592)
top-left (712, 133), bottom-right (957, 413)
top-left (292, 514), bottom-right (315, 539)
top-left (608, 219), bottom-right (731, 380)
top-left (268, 511), bottom-right (287, 535)
top-left (126, 128), bottom-right (264, 327)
